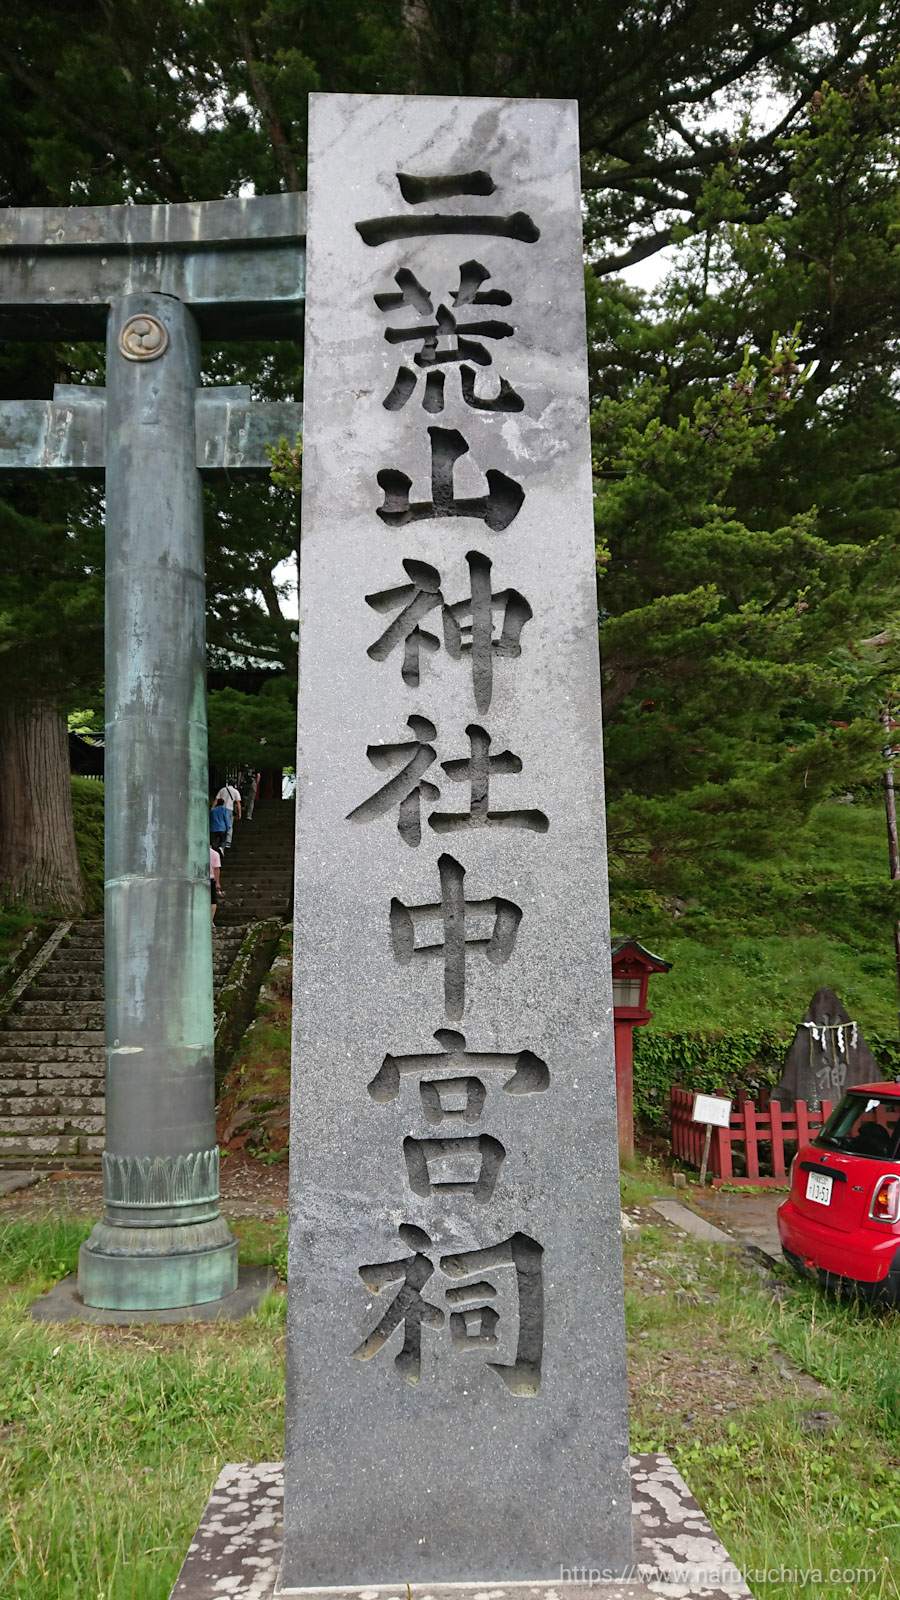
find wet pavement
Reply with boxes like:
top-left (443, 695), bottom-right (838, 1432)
top-left (687, 1185), bottom-right (784, 1261)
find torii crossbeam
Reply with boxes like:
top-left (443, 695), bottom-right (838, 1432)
top-left (0, 195), bottom-right (304, 1312)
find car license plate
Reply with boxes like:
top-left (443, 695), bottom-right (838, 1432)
top-left (806, 1172), bottom-right (833, 1206)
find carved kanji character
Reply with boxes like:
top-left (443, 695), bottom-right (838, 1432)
top-left (356, 170), bottom-right (541, 249)
top-left (390, 852), bottom-right (521, 1020)
top-left (347, 718), bottom-right (547, 846)
top-left (366, 552), bottom-right (531, 712)
top-left (378, 426), bottom-right (524, 532)
top-left (354, 1223), bottom-right (544, 1395)
top-left (403, 1133), bottom-right (505, 1202)
top-left (377, 261), bottom-right (524, 414)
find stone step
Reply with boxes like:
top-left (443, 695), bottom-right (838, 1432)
top-left (225, 842), bottom-right (294, 853)
top-left (226, 844), bottom-right (290, 854)
top-left (3, 1017), bottom-right (104, 1035)
top-left (220, 888), bottom-right (289, 899)
top-left (43, 955), bottom-right (103, 972)
top-left (0, 1076), bottom-right (103, 1095)
top-left (0, 1048), bottom-right (104, 1068)
top-left (219, 919), bottom-right (286, 930)
top-left (29, 983), bottom-right (105, 1000)
top-left (219, 914), bottom-right (286, 927)
top-left (224, 870), bottom-right (290, 881)
top-left (0, 1030), bottom-right (106, 1048)
top-left (0, 1132), bottom-right (104, 1160)
top-left (11, 1002), bottom-right (104, 1023)
top-left (230, 862), bottom-right (293, 869)
top-left (223, 886), bottom-right (289, 895)
top-left (0, 1094), bottom-right (105, 1117)
top-left (0, 1134), bottom-right (80, 1158)
top-left (31, 964), bottom-right (103, 980)
top-left (218, 914), bottom-right (278, 923)
top-left (0, 1112), bottom-right (104, 1134)
top-left (31, 963), bottom-right (103, 980)
top-left (36, 951), bottom-right (240, 974)
top-left (225, 865), bottom-right (292, 874)
top-left (222, 871), bottom-right (291, 882)
top-left (226, 840), bottom-right (294, 849)
top-left (0, 867), bottom-right (282, 1169)
top-left (219, 904), bottom-right (287, 914)
top-left (219, 904), bottom-right (287, 915)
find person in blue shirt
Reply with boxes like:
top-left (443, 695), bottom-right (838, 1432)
top-left (209, 800), bottom-right (229, 850)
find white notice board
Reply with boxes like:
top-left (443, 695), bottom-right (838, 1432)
top-left (692, 1093), bottom-right (733, 1128)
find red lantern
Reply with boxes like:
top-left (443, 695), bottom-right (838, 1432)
top-left (611, 939), bottom-right (671, 1162)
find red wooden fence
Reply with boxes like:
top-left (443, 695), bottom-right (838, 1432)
top-left (670, 1086), bottom-right (834, 1187)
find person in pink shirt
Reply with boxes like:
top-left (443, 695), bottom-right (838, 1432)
top-left (210, 844), bottom-right (223, 924)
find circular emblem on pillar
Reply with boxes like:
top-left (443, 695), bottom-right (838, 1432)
top-left (118, 314), bottom-right (169, 361)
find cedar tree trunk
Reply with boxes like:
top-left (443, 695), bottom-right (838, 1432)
top-left (0, 699), bottom-right (85, 913)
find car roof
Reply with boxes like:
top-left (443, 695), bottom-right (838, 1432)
top-left (845, 1081), bottom-right (900, 1097)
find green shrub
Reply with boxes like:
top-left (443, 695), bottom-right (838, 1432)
top-left (634, 1027), bottom-right (900, 1128)
top-left (71, 777), bottom-right (104, 912)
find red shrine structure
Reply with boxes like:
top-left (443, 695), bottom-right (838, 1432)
top-left (611, 938), bottom-right (672, 1160)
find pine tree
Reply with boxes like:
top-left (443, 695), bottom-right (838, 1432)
top-left (1, 0), bottom-right (898, 917)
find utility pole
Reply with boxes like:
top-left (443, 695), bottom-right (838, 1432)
top-left (882, 701), bottom-right (900, 1025)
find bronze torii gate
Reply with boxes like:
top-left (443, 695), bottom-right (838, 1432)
top-left (0, 196), bottom-right (304, 1311)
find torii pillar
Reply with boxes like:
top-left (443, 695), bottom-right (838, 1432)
top-left (0, 197), bottom-right (304, 1310)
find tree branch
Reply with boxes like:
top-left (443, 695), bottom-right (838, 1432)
top-left (591, 226), bottom-right (677, 277)
top-left (256, 566), bottom-right (287, 626)
top-left (235, 21), bottom-right (302, 192)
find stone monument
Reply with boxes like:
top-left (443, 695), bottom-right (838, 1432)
top-left (283, 91), bottom-right (631, 1586)
top-left (774, 986), bottom-right (880, 1112)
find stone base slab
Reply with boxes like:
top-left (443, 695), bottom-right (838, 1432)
top-left (30, 1264), bottom-right (275, 1324)
top-left (169, 1457), bottom-right (753, 1600)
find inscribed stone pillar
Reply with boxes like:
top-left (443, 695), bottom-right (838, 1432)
top-left (286, 93), bottom-right (631, 1587)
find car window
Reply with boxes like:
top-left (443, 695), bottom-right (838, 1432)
top-left (816, 1092), bottom-right (900, 1160)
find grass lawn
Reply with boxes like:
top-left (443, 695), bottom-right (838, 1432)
top-left (0, 1215), bottom-right (287, 1600)
top-left (1, 1187), bottom-right (898, 1600)
top-left (625, 1225), bottom-right (900, 1598)
top-left (614, 800), bottom-right (898, 1038)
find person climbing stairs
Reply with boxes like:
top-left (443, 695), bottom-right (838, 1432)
top-left (215, 798), bottom-right (295, 927)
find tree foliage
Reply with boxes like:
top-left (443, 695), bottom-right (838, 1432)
top-left (588, 69), bottom-right (900, 895)
top-left (0, 0), bottom-right (897, 913)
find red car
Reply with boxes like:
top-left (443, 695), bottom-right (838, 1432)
top-left (778, 1081), bottom-right (900, 1302)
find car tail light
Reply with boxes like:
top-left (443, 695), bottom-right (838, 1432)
top-left (869, 1175), bottom-right (900, 1224)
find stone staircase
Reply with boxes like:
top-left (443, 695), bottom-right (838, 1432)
top-left (216, 799), bottom-right (295, 926)
top-left (0, 800), bottom-right (295, 1167)
top-left (0, 921), bottom-right (245, 1167)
